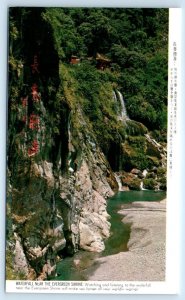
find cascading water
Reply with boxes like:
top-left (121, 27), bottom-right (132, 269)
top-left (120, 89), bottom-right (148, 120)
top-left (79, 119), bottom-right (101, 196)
top-left (68, 115), bottom-right (72, 150)
top-left (144, 133), bottom-right (167, 168)
top-left (145, 134), bottom-right (161, 149)
top-left (142, 169), bottom-right (148, 177)
top-left (140, 169), bottom-right (148, 191)
top-left (140, 181), bottom-right (144, 190)
top-left (112, 90), bottom-right (117, 102)
top-left (114, 173), bottom-right (122, 191)
top-left (113, 90), bottom-right (129, 121)
top-left (67, 114), bottom-right (74, 173)
top-left (117, 91), bottom-right (129, 121)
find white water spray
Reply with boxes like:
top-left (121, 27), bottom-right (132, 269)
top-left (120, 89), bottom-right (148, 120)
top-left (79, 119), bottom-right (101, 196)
top-left (113, 90), bottom-right (129, 121)
top-left (114, 173), bottom-right (122, 191)
top-left (140, 169), bottom-right (148, 191)
top-left (117, 91), bottom-right (129, 120)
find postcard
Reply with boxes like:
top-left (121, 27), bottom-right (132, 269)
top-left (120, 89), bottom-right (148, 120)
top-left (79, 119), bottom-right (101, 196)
top-left (6, 7), bottom-right (181, 294)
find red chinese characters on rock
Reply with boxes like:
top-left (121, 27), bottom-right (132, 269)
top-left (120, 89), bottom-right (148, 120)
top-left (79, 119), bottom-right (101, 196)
top-left (31, 83), bottom-right (40, 102)
top-left (21, 96), bottom-right (28, 123)
top-left (28, 140), bottom-right (39, 157)
top-left (21, 96), bottom-right (28, 107)
top-left (31, 55), bottom-right (39, 74)
top-left (28, 113), bottom-right (40, 156)
top-left (22, 116), bottom-right (27, 123)
top-left (29, 114), bottom-right (40, 130)
top-left (27, 54), bottom-right (41, 157)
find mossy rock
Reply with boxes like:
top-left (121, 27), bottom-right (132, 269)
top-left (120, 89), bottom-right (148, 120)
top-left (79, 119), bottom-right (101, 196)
top-left (146, 172), bottom-right (156, 179)
top-left (121, 144), bottom-right (154, 171)
top-left (128, 177), bottom-right (141, 190)
top-left (151, 130), bottom-right (167, 143)
top-left (121, 173), bottom-right (141, 190)
top-left (126, 120), bottom-right (148, 136)
top-left (158, 176), bottom-right (167, 190)
top-left (106, 170), bottom-right (118, 192)
top-left (147, 156), bottom-right (160, 167)
top-left (143, 178), bottom-right (157, 190)
top-left (157, 167), bottom-right (166, 176)
top-left (146, 141), bottom-right (161, 158)
top-left (130, 154), bottom-right (152, 171)
top-left (121, 139), bottom-right (151, 171)
top-left (126, 135), bottom-right (147, 150)
top-left (6, 248), bottom-right (27, 280)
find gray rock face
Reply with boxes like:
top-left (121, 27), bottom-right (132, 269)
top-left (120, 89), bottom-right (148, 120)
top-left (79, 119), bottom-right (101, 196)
top-left (14, 234), bottom-right (29, 276)
top-left (7, 104), bottom-right (166, 280)
top-left (72, 159), bottom-right (112, 252)
top-left (7, 109), bottom-right (115, 280)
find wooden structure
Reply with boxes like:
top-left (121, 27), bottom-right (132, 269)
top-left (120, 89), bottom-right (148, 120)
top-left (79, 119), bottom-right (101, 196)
top-left (96, 53), bottom-right (111, 70)
top-left (70, 55), bottom-right (80, 65)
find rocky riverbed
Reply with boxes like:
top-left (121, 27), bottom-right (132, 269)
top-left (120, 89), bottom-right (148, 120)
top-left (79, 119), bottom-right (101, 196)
top-left (88, 199), bottom-right (166, 281)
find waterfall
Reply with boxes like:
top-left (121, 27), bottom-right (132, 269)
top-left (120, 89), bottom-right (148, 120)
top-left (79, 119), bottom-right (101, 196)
top-left (142, 169), bottom-right (148, 177)
top-left (67, 114), bottom-right (74, 173)
top-left (117, 91), bottom-right (129, 120)
top-left (114, 173), bottom-right (122, 191)
top-left (140, 181), bottom-right (144, 190)
top-left (68, 115), bottom-right (72, 150)
top-left (112, 90), bottom-right (117, 102)
top-left (140, 169), bottom-right (148, 191)
top-left (140, 181), bottom-right (148, 191)
top-left (144, 133), bottom-right (167, 168)
top-left (113, 90), bottom-right (129, 121)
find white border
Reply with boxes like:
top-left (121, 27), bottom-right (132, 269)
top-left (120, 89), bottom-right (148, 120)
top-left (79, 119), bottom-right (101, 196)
top-left (1, 1), bottom-right (185, 299)
top-left (165, 7), bottom-right (181, 294)
top-left (4, 280), bottom-right (180, 294)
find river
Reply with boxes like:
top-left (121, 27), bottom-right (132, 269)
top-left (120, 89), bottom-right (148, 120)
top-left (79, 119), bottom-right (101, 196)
top-left (52, 190), bottom-right (166, 281)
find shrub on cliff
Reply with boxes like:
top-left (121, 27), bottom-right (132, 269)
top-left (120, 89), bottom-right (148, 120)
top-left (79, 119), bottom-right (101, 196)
top-left (143, 178), bottom-right (157, 190)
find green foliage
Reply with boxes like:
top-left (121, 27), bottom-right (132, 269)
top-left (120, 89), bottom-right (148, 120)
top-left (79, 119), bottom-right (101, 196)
top-left (6, 251), bottom-right (27, 280)
top-left (60, 61), bottom-right (124, 154)
top-left (121, 134), bottom-right (163, 171)
top-left (41, 8), bottom-right (168, 133)
top-left (42, 9), bottom-right (85, 59)
top-left (130, 153), bottom-right (153, 170)
top-left (143, 178), bottom-right (157, 190)
top-left (127, 136), bottom-right (146, 150)
top-left (10, 7), bottom-right (168, 134)
top-left (151, 129), bottom-right (167, 143)
top-left (159, 176), bottom-right (166, 190)
top-left (127, 177), bottom-right (141, 191)
top-left (8, 7), bottom-right (168, 171)
top-left (126, 120), bottom-right (148, 136)
top-left (157, 167), bottom-right (166, 176)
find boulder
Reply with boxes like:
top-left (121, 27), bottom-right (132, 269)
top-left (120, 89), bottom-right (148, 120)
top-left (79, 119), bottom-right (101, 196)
top-left (130, 168), bottom-right (141, 175)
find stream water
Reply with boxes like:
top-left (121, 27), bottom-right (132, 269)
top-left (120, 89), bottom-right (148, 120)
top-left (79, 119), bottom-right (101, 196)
top-left (52, 190), bottom-right (166, 281)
